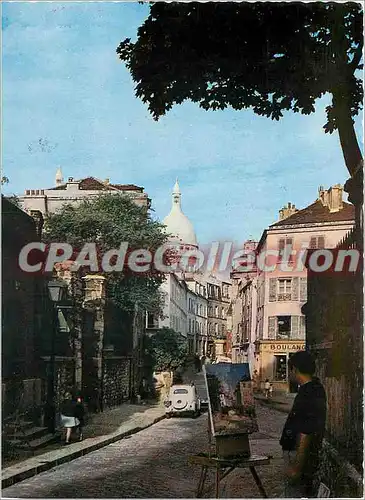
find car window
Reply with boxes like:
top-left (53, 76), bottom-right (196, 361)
top-left (173, 388), bottom-right (189, 394)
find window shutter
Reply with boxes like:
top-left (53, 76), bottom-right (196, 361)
top-left (269, 278), bottom-right (277, 302)
top-left (278, 239), bottom-right (285, 259)
top-left (292, 277), bottom-right (299, 300)
top-left (291, 316), bottom-right (300, 338)
top-left (300, 277), bottom-right (307, 302)
top-left (299, 316), bottom-right (306, 340)
top-left (268, 317), bottom-right (276, 339)
top-left (309, 237), bottom-right (317, 249)
top-left (318, 236), bottom-right (325, 249)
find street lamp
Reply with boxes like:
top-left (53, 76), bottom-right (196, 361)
top-left (45, 279), bottom-right (67, 433)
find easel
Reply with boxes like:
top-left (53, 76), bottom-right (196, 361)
top-left (189, 421), bottom-right (270, 498)
top-left (190, 364), bottom-right (271, 498)
top-left (189, 452), bottom-right (270, 498)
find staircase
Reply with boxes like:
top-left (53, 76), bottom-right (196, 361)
top-left (3, 414), bottom-right (60, 458)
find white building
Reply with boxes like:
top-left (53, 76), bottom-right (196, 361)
top-left (149, 180), bottom-right (230, 359)
top-left (163, 179), bottom-right (198, 249)
top-left (18, 169), bottom-right (150, 215)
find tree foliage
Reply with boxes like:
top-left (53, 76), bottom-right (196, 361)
top-left (43, 194), bottom-right (170, 313)
top-left (117, 2), bottom-right (363, 177)
top-left (145, 327), bottom-right (188, 372)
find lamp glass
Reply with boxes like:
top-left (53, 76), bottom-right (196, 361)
top-left (48, 280), bottom-right (66, 303)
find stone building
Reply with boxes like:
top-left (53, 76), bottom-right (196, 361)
top-left (205, 274), bottom-right (231, 358)
top-left (2, 197), bottom-right (51, 422)
top-left (52, 263), bottom-right (136, 412)
top-left (255, 184), bottom-right (354, 392)
top-left (18, 169), bottom-right (150, 215)
top-left (230, 240), bottom-right (258, 371)
top-left (185, 277), bottom-right (208, 356)
top-left (13, 171), bottom-right (152, 412)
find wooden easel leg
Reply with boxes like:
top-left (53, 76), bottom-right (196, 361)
top-left (249, 466), bottom-right (268, 498)
top-left (197, 466), bottom-right (207, 498)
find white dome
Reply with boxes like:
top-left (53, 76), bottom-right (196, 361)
top-left (163, 180), bottom-right (198, 247)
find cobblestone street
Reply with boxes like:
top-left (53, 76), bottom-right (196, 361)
top-left (3, 404), bottom-right (288, 498)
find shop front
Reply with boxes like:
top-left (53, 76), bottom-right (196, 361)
top-left (256, 341), bottom-right (306, 393)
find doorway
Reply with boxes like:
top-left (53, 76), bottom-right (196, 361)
top-left (288, 353), bottom-right (299, 393)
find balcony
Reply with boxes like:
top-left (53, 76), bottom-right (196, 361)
top-left (277, 293), bottom-right (292, 301)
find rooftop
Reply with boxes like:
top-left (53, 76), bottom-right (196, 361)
top-left (270, 200), bottom-right (355, 227)
top-left (49, 177), bottom-right (144, 192)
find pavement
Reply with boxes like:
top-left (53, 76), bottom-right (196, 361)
top-left (2, 404), bottom-right (288, 498)
top-left (2, 402), bottom-right (166, 490)
top-left (2, 366), bottom-right (294, 494)
top-left (254, 392), bottom-right (294, 414)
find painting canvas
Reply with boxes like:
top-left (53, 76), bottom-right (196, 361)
top-left (203, 363), bottom-right (259, 437)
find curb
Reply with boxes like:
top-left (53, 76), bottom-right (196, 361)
top-left (2, 414), bottom-right (165, 490)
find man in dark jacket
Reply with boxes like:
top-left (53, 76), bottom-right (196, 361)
top-left (280, 351), bottom-right (326, 497)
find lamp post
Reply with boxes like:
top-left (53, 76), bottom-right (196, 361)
top-left (45, 279), bottom-right (67, 433)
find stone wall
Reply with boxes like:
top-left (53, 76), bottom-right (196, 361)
top-left (102, 357), bottom-right (131, 408)
top-left (317, 441), bottom-right (363, 497)
top-left (305, 230), bottom-right (363, 494)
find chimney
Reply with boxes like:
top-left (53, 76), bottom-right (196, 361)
top-left (328, 184), bottom-right (343, 212)
top-left (279, 202), bottom-right (299, 221)
top-left (66, 177), bottom-right (79, 191)
top-left (318, 184), bottom-right (343, 212)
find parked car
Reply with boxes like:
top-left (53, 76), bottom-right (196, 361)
top-left (164, 384), bottom-right (201, 418)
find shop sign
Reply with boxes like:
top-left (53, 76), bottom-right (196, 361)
top-left (261, 343), bottom-right (305, 352)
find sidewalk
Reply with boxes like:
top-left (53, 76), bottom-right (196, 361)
top-left (254, 392), bottom-right (294, 414)
top-left (2, 402), bottom-right (165, 489)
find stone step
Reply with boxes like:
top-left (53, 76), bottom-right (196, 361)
top-left (4, 420), bottom-right (34, 432)
top-left (7, 432), bottom-right (60, 450)
top-left (11, 426), bottom-right (49, 441)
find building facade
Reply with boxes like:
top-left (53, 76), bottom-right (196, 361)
top-left (255, 184), bottom-right (354, 392)
top-left (158, 180), bottom-right (231, 360)
top-left (230, 240), bottom-right (258, 372)
top-left (185, 278), bottom-right (208, 356)
top-left (205, 275), bottom-right (231, 358)
top-left (18, 170), bottom-right (150, 215)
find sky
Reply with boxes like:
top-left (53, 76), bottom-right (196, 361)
top-left (2, 2), bottom-right (363, 245)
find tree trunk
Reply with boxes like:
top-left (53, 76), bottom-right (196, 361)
top-left (333, 93), bottom-right (363, 178)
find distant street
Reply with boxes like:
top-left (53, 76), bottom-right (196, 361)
top-left (3, 384), bottom-right (288, 499)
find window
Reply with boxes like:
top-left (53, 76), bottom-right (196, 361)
top-left (274, 355), bottom-right (287, 381)
top-left (278, 279), bottom-right (292, 301)
top-left (173, 388), bottom-right (188, 394)
top-left (309, 236), bottom-right (325, 249)
top-left (268, 315), bottom-right (305, 340)
top-left (215, 323), bottom-right (219, 335)
top-left (277, 316), bottom-right (291, 338)
top-left (269, 277), bottom-right (302, 302)
top-left (147, 312), bottom-right (158, 329)
top-left (278, 238), bottom-right (294, 262)
top-left (222, 308), bottom-right (226, 319)
top-left (215, 306), bottom-right (219, 317)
